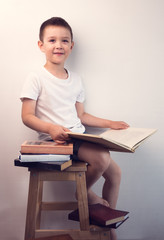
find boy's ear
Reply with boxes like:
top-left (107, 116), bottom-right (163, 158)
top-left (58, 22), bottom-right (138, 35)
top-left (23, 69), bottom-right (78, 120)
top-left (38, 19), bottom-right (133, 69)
top-left (71, 41), bottom-right (74, 50)
top-left (38, 40), bottom-right (45, 52)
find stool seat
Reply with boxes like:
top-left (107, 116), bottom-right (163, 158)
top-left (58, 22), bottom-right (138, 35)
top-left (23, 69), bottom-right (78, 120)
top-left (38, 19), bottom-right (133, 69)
top-left (15, 159), bottom-right (111, 240)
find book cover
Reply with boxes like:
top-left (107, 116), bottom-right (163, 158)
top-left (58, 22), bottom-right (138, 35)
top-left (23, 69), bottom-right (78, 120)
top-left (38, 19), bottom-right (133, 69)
top-left (68, 203), bottom-right (129, 227)
top-left (21, 141), bottom-right (73, 154)
top-left (19, 154), bottom-right (70, 162)
top-left (67, 127), bottom-right (157, 153)
top-left (14, 159), bottom-right (72, 171)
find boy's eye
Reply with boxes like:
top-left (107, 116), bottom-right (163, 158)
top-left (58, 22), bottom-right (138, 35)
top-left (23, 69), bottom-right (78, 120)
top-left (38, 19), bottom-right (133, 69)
top-left (48, 39), bottom-right (69, 44)
top-left (62, 39), bottom-right (69, 43)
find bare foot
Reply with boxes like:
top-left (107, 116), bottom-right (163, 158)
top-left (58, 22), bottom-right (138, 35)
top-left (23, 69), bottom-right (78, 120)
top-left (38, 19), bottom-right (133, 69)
top-left (88, 190), bottom-right (110, 207)
top-left (75, 190), bottom-right (109, 207)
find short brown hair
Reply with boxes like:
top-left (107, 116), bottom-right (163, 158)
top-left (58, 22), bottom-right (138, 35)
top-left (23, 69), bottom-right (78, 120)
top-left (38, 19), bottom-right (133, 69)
top-left (39, 17), bottom-right (73, 42)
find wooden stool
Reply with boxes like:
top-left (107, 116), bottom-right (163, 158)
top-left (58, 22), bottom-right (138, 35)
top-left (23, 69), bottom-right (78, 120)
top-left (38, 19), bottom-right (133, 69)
top-left (18, 161), bottom-right (111, 240)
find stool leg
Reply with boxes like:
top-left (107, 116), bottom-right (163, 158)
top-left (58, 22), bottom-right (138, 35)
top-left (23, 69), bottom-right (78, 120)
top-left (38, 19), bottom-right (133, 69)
top-left (75, 171), bottom-right (90, 230)
top-left (25, 170), bottom-right (43, 240)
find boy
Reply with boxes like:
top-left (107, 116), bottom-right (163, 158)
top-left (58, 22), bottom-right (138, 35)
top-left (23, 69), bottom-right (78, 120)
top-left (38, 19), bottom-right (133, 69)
top-left (20, 17), bottom-right (129, 238)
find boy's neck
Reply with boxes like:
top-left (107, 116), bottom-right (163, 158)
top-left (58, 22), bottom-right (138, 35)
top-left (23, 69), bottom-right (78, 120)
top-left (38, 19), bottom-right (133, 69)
top-left (44, 62), bottom-right (68, 79)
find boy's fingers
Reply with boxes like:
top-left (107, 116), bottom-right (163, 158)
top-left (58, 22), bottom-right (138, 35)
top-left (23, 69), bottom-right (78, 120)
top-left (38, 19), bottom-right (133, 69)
top-left (61, 131), bottom-right (70, 140)
top-left (119, 121), bottom-right (129, 128)
top-left (55, 140), bottom-right (67, 144)
top-left (63, 127), bottom-right (71, 132)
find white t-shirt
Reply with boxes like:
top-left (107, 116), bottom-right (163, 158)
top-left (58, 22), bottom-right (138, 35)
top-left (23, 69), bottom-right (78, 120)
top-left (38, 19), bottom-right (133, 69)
top-left (20, 67), bottom-right (85, 140)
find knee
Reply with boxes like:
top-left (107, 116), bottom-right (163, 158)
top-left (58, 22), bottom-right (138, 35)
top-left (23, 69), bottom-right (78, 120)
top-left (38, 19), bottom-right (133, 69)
top-left (103, 161), bottom-right (122, 186)
top-left (93, 149), bottom-right (111, 172)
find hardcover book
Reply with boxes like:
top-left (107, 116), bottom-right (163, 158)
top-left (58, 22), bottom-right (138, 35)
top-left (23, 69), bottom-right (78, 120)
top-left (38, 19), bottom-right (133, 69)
top-left (67, 127), bottom-right (157, 153)
top-left (21, 141), bottom-right (73, 154)
top-left (68, 203), bottom-right (129, 227)
top-left (19, 154), bottom-right (70, 162)
top-left (14, 159), bottom-right (72, 171)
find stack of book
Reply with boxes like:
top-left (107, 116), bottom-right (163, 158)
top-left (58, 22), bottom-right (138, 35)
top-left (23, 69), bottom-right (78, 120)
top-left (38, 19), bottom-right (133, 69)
top-left (17, 140), bottom-right (73, 170)
top-left (68, 203), bottom-right (129, 229)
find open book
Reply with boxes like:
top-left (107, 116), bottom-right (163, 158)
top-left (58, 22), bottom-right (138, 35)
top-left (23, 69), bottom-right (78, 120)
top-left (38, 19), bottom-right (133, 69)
top-left (68, 127), bottom-right (157, 153)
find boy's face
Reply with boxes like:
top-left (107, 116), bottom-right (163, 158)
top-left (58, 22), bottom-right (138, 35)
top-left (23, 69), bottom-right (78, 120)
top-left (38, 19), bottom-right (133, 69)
top-left (38, 25), bottom-right (74, 66)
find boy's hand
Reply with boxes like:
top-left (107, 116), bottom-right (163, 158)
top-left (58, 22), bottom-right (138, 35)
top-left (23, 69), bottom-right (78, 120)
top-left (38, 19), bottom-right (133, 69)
top-left (48, 124), bottom-right (70, 143)
top-left (109, 121), bottom-right (129, 130)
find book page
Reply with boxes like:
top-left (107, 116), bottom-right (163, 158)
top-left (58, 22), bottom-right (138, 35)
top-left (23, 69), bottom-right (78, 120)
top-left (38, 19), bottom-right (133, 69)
top-left (100, 127), bottom-right (157, 149)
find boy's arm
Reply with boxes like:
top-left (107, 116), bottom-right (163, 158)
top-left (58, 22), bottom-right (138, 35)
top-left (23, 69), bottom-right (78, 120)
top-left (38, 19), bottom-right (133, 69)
top-left (75, 102), bottom-right (129, 130)
top-left (21, 98), bottom-right (69, 142)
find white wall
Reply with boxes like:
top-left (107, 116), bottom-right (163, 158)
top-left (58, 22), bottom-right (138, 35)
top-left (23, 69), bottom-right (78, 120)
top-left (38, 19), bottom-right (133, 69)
top-left (0, 0), bottom-right (164, 239)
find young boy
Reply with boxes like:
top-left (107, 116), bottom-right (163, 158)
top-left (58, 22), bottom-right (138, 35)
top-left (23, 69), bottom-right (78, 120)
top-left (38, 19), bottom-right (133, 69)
top-left (20, 17), bottom-right (129, 236)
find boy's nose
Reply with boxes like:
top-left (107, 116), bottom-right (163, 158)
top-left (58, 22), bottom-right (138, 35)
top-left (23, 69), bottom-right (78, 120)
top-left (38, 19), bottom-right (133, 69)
top-left (55, 41), bottom-right (62, 49)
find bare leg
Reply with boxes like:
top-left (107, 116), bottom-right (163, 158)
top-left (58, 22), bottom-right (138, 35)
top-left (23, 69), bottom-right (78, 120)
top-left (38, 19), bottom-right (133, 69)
top-left (102, 159), bottom-right (122, 240)
top-left (78, 142), bottom-right (121, 240)
top-left (102, 159), bottom-right (121, 208)
top-left (78, 142), bottom-right (112, 206)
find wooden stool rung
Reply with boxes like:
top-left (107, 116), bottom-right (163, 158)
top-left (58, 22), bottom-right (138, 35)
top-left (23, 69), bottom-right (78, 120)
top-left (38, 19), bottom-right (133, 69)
top-left (41, 201), bottom-right (78, 211)
top-left (35, 229), bottom-right (111, 240)
top-left (39, 171), bottom-right (76, 181)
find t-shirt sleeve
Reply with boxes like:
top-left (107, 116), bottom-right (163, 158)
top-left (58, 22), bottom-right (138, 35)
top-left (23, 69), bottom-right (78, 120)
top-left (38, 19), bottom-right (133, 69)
top-left (20, 72), bottom-right (41, 101)
top-left (76, 78), bottom-right (85, 103)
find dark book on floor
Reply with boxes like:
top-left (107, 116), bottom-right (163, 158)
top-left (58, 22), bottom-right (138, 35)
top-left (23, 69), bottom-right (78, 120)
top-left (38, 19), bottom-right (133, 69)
top-left (14, 159), bottom-right (72, 171)
top-left (68, 203), bottom-right (129, 227)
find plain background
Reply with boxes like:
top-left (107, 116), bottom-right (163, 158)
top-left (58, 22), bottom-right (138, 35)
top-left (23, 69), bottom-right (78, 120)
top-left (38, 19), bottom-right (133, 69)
top-left (0, 0), bottom-right (164, 239)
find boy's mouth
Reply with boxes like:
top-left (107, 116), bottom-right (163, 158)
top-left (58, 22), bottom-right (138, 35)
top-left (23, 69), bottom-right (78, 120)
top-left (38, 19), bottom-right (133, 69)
top-left (54, 52), bottom-right (64, 55)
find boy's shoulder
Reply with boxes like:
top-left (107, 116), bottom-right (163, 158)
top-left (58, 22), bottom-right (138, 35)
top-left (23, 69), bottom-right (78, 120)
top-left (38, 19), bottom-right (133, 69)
top-left (26, 67), bottom-right (43, 80)
top-left (27, 67), bottom-right (46, 78)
